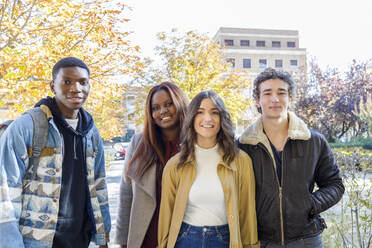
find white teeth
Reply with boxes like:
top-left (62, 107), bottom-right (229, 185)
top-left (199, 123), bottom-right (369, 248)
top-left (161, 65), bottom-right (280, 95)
top-left (201, 124), bottom-right (214, 128)
top-left (161, 117), bottom-right (170, 120)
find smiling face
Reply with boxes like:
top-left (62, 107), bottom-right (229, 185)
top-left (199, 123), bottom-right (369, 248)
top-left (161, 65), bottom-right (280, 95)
top-left (151, 89), bottom-right (180, 131)
top-left (193, 98), bottom-right (221, 148)
top-left (50, 66), bottom-right (90, 119)
top-left (256, 78), bottom-right (290, 119)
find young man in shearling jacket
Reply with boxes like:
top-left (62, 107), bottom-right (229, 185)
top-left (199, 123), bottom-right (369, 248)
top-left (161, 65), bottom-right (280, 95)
top-left (238, 68), bottom-right (344, 248)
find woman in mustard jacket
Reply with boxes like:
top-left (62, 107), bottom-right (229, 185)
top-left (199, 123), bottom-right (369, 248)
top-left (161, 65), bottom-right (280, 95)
top-left (158, 91), bottom-right (259, 248)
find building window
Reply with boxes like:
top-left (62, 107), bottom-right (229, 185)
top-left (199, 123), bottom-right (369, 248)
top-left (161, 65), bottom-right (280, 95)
top-left (275, 59), bottom-right (283, 68)
top-left (287, 41), bottom-right (296, 47)
top-left (243, 59), bottom-right (251, 69)
top-left (240, 40), bottom-right (250, 46)
top-left (272, 41), bottom-right (281, 48)
top-left (290, 59), bottom-right (298, 67)
top-left (224, 39), bottom-right (234, 46)
top-left (256, 40), bottom-right (265, 47)
top-left (226, 58), bottom-right (235, 68)
top-left (259, 59), bottom-right (267, 69)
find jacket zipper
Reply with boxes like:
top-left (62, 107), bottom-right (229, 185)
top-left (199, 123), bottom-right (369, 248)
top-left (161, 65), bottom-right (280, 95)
top-left (280, 150), bottom-right (285, 245)
top-left (258, 143), bottom-right (285, 245)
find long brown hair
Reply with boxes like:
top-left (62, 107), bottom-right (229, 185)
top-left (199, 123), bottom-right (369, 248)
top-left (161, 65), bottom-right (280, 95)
top-left (178, 91), bottom-right (238, 167)
top-left (126, 82), bottom-right (188, 179)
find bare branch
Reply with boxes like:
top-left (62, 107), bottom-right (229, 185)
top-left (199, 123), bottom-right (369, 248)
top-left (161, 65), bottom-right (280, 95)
top-left (11, 1), bottom-right (31, 25)
top-left (25, 24), bottom-right (64, 34)
top-left (0, 0), bottom-right (37, 51)
top-left (67, 11), bottom-right (106, 52)
top-left (0, 0), bottom-right (10, 32)
top-left (68, 25), bottom-right (95, 51)
top-left (10, 0), bottom-right (17, 20)
top-left (89, 49), bottom-right (115, 66)
top-left (366, 232), bottom-right (372, 248)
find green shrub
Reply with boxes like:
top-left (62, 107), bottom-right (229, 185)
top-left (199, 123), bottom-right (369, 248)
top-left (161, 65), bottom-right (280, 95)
top-left (322, 147), bottom-right (372, 248)
top-left (330, 137), bottom-right (372, 149)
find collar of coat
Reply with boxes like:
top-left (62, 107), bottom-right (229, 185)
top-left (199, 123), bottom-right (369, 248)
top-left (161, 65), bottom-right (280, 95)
top-left (239, 111), bottom-right (311, 146)
top-left (239, 112), bottom-right (311, 170)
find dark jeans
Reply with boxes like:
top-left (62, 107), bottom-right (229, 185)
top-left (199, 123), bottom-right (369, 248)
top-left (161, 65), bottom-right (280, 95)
top-left (175, 222), bottom-right (230, 248)
top-left (260, 235), bottom-right (322, 248)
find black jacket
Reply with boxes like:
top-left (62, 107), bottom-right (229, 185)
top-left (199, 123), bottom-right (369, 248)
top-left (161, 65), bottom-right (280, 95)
top-left (238, 112), bottom-right (344, 245)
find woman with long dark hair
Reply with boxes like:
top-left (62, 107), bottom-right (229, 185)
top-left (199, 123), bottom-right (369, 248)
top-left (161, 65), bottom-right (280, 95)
top-left (158, 91), bottom-right (259, 248)
top-left (114, 82), bottom-right (188, 248)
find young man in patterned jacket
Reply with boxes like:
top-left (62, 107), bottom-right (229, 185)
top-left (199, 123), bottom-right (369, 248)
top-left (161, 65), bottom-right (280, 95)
top-left (0, 57), bottom-right (111, 248)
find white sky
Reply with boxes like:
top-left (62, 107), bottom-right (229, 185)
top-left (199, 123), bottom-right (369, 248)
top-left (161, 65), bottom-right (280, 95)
top-left (124, 0), bottom-right (372, 72)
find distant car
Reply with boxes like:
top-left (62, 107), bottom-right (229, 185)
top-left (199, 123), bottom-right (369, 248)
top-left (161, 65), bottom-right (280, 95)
top-left (114, 148), bottom-right (126, 160)
top-left (113, 142), bottom-right (129, 160)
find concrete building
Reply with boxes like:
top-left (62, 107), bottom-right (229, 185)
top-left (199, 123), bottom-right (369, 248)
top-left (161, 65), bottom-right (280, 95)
top-left (367, 61), bottom-right (372, 73)
top-left (214, 27), bottom-right (307, 79)
top-left (214, 27), bottom-right (307, 135)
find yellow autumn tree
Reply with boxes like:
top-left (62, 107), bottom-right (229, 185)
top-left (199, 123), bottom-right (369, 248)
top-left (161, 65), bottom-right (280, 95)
top-left (0, 0), bottom-right (143, 139)
top-left (133, 29), bottom-right (252, 124)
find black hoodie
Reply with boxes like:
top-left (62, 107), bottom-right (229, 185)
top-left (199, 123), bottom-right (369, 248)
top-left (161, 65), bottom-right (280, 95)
top-left (35, 97), bottom-right (94, 248)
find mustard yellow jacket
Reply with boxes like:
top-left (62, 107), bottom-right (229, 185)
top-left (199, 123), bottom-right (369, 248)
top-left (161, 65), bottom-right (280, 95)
top-left (158, 149), bottom-right (260, 248)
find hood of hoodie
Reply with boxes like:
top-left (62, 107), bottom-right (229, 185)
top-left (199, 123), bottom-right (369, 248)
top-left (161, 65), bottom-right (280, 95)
top-left (35, 96), bottom-right (94, 136)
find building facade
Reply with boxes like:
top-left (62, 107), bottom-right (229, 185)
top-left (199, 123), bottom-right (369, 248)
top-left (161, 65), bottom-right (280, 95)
top-left (214, 27), bottom-right (307, 135)
top-left (367, 61), bottom-right (372, 73)
top-left (214, 27), bottom-right (307, 79)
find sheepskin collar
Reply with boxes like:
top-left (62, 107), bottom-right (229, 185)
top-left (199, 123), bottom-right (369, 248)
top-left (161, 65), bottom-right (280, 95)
top-left (239, 111), bottom-right (311, 145)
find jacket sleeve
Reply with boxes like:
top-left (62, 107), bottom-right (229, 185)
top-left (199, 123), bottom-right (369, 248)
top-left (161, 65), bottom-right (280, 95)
top-left (114, 134), bottom-right (140, 245)
top-left (238, 151), bottom-right (260, 248)
top-left (158, 159), bottom-right (178, 248)
top-left (93, 128), bottom-right (111, 244)
top-left (0, 115), bottom-right (33, 248)
top-left (310, 134), bottom-right (345, 215)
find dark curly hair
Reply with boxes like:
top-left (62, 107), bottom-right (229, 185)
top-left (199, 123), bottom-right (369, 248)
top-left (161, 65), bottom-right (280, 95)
top-left (253, 68), bottom-right (296, 113)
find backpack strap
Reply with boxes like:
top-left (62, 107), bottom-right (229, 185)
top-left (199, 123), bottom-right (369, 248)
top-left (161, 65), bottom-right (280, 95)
top-left (91, 127), bottom-right (99, 155)
top-left (25, 105), bottom-right (50, 179)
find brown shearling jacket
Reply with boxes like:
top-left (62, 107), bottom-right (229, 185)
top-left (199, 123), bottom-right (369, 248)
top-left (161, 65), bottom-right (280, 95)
top-left (238, 111), bottom-right (344, 245)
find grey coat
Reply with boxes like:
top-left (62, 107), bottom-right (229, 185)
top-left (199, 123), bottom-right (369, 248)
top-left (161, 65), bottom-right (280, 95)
top-left (114, 133), bottom-right (157, 247)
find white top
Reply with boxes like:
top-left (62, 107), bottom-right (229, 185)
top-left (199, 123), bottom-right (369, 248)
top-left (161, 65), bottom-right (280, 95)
top-left (65, 118), bottom-right (78, 130)
top-left (183, 144), bottom-right (228, 226)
